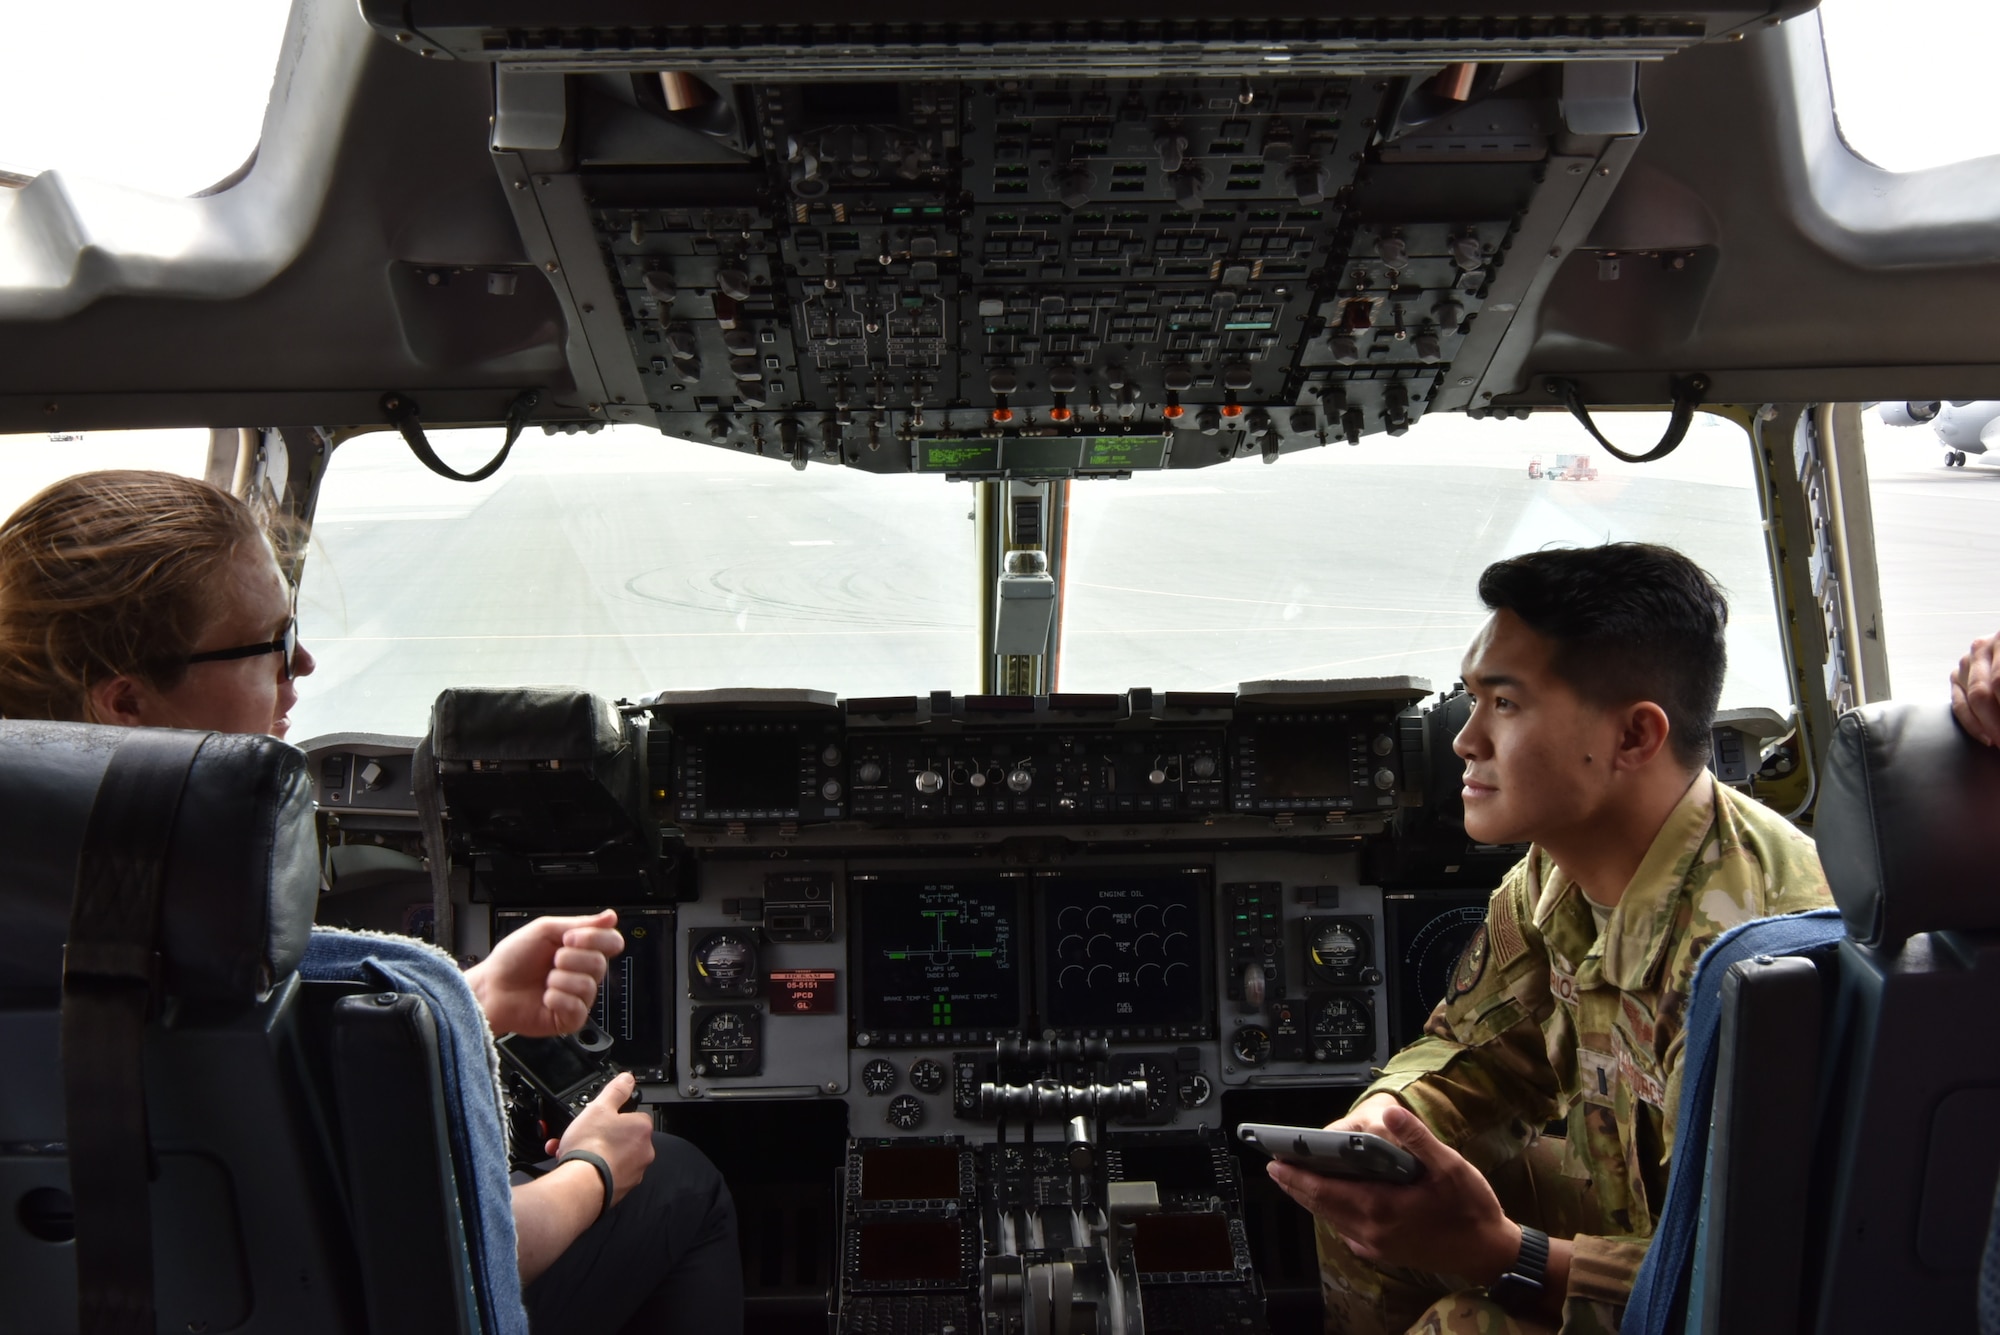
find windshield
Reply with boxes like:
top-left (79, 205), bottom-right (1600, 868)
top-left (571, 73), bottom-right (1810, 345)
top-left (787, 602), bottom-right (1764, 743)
top-left (292, 430), bottom-right (976, 740)
top-left (1057, 412), bottom-right (1789, 709)
top-left (296, 413), bottom-right (1788, 741)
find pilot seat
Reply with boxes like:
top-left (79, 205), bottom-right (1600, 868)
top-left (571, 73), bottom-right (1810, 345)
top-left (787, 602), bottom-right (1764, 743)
top-left (0, 721), bottom-right (494, 1334)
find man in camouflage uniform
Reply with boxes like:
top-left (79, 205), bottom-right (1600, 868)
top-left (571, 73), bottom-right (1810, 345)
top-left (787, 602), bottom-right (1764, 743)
top-left (1266, 544), bottom-right (1832, 1335)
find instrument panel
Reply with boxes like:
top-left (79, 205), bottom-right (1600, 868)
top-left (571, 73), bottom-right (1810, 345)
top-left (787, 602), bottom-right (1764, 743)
top-left (307, 681), bottom-right (1497, 1141)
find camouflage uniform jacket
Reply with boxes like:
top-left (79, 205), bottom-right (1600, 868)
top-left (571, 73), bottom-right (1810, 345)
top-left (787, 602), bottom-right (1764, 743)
top-left (1361, 775), bottom-right (1831, 1321)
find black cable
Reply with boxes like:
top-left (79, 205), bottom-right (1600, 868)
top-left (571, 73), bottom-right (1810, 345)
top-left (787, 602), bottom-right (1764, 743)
top-left (380, 388), bottom-right (543, 483)
top-left (1545, 374), bottom-right (1710, 464)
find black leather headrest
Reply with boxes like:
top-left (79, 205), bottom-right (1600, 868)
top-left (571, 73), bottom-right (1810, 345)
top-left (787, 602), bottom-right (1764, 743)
top-left (433, 687), bottom-right (627, 764)
top-left (0, 721), bottom-right (318, 1001)
top-left (1815, 702), bottom-right (2000, 947)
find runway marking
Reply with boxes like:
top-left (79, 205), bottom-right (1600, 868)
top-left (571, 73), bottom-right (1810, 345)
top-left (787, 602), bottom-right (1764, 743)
top-left (1069, 580), bottom-right (1486, 617)
top-left (1062, 623), bottom-right (1488, 635)
top-left (309, 629), bottom-right (969, 642)
top-left (1249, 642), bottom-right (1478, 681)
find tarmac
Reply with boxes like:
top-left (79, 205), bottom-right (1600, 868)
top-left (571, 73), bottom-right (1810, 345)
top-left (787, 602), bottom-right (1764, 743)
top-left (0, 415), bottom-right (1984, 745)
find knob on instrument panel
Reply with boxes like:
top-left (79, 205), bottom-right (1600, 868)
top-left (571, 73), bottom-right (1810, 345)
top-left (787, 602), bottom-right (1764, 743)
top-left (1241, 962), bottom-right (1267, 1011)
top-left (915, 769), bottom-right (944, 794)
top-left (1006, 768), bottom-right (1033, 793)
top-left (1190, 755), bottom-right (1217, 779)
top-left (856, 761), bottom-right (884, 784)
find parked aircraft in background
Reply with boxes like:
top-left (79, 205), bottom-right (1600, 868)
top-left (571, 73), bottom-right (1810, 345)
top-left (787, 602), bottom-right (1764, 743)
top-left (1877, 400), bottom-right (2000, 466)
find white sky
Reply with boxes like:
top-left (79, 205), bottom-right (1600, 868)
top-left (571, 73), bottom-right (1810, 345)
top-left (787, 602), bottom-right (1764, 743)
top-left (0, 1), bottom-right (1995, 192)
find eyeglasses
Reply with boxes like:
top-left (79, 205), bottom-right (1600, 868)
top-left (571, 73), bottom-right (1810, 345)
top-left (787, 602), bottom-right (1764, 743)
top-left (185, 618), bottom-right (301, 681)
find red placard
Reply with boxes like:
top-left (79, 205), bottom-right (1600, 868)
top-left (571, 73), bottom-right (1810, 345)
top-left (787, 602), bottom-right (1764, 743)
top-left (768, 969), bottom-right (837, 1015)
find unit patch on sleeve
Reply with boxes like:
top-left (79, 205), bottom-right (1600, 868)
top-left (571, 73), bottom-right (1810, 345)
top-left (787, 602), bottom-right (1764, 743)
top-left (1449, 924), bottom-right (1490, 998)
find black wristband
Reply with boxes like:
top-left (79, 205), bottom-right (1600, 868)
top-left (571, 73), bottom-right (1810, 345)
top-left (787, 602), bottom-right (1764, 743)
top-left (556, 1149), bottom-right (615, 1220)
top-left (1487, 1225), bottom-right (1550, 1315)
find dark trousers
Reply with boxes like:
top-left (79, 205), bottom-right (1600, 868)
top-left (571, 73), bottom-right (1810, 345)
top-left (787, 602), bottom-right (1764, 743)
top-left (523, 1132), bottom-right (743, 1335)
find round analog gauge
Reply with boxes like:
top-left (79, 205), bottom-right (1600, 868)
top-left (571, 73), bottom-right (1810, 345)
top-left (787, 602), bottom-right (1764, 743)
top-left (861, 1058), bottom-right (898, 1095)
top-left (1176, 1072), bottom-right (1214, 1108)
top-left (1230, 1026), bottom-right (1272, 1068)
top-left (1309, 922), bottom-right (1365, 981)
top-left (1311, 995), bottom-right (1373, 1060)
top-left (1126, 1059), bottom-right (1170, 1118)
top-left (693, 1008), bottom-right (758, 1075)
top-left (693, 931), bottom-right (760, 998)
top-left (909, 1059), bottom-right (948, 1095)
top-left (887, 1094), bottom-right (925, 1130)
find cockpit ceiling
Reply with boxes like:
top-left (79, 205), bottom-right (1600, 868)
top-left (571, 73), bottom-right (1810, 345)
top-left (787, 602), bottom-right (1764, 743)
top-left (3, 0), bottom-right (2000, 450)
top-left (359, 1), bottom-right (1811, 76)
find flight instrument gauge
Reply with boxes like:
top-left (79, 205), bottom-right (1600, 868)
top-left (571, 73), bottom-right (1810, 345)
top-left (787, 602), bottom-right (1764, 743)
top-left (909, 1059), bottom-right (948, 1095)
top-left (887, 1095), bottom-right (925, 1130)
top-left (690, 928), bottom-right (763, 1000)
top-left (1230, 1026), bottom-right (1272, 1068)
top-left (1310, 994), bottom-right (1374, 1061)
top-left (691, 1005), bottom-right (762, 1077)
top-left (861, 1058), bottom-right (898, 1095)
top-left (1303, 916), bottom-right (1375, 987)
top-left (1112, 1056), bottom-right (1173, 1123)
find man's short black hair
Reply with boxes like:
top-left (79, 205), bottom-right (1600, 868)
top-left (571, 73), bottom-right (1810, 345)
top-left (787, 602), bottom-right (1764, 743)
top-left (1477, 543), bottom-right (1728, 769)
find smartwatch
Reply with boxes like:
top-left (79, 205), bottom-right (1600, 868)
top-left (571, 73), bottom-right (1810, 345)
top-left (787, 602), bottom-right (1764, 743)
top-left (1486, 1225), bottom-right (1550, 1315)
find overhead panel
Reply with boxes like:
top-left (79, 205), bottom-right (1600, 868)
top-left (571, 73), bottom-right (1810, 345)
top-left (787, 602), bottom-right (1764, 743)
top-left (375, 2), bottom-right (1753, 471)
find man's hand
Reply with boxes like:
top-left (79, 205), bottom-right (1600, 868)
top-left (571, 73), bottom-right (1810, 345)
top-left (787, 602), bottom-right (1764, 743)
top-left (550, 1072), bottom-right (656, 1210)
top-left (1953, 632), bottom-right (2000, 747)
top-left (1268, 1102), bottom-right (1519, 1284)
top-left (466, 909), bottom-right (624, 1037)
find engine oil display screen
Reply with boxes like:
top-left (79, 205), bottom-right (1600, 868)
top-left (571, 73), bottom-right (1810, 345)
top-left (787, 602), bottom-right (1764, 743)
top-left (852, 871), bottom-right (1024, 1041)
top-left (1039, 867), bottom-right (1211, 1037)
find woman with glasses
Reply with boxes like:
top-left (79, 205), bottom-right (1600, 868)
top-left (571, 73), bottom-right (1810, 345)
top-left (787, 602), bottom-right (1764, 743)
top-left (0, 469), bottom-right (743, 1335)
top-left (0, 469), bottom-right (311, 734)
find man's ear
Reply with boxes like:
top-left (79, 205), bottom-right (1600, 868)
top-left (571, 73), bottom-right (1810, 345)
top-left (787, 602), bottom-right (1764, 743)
top-left (86, 674), bottom-right (151, 728)
top-left (1614, 702), bottom-right (1673, 771)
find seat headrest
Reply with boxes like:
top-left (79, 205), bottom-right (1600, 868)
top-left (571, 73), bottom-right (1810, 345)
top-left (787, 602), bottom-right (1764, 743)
top-left (0, 721), bottom-right (319, 1001)
top-left (1815, 702), bottom-right (2000, 947)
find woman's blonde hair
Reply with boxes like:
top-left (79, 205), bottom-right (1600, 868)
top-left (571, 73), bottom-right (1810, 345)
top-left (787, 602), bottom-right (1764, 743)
top-left (0, 470), bottom-right (272, 721)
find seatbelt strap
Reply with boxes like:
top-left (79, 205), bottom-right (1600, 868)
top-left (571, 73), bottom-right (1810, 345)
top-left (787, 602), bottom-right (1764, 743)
top-left (411, 733), bottom-right (456, 955)
top-left (61, 728), bottom-right (210, 1335)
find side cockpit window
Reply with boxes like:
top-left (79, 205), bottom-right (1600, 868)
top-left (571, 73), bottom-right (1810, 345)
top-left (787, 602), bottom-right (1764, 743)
top-left (1819, 0), bottom-right (2000, 173)
top-left (0, 3), bottom-right (289, 197)
top-left (0, 430), bottom-right (213, 523)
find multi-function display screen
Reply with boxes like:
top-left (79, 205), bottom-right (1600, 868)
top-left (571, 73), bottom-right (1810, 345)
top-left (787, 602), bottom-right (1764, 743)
top-left (1384, 890), bottom-right (1492, 1049)
top-left (699, 728), bottom-right (802, 811)
top-left (1253, 721), bottom-right (1358, 799)
top-left (853, 871), bottom-right (1024, 1038)
top-left (1039, 868), bottom-right (1210, 1033)
top-left (859, 1144), bottom-right (962, 1202)
top-left (855, 1218), bottom-right (965, 1284)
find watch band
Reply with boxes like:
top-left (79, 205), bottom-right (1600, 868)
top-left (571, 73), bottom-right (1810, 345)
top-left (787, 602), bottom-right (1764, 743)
top-left (556, 1149), bottom-right (616, 1220)
top-left (1487, 1226), bottom-right (1550, 1315)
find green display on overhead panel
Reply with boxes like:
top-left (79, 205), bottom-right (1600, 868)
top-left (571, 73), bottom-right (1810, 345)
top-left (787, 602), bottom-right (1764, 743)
top-left (1082, 437), bottom-right (1169, 470)
top-left (920, 440), bottom-right (1001, 472)
top-left (1000, 438), bottom-right (1086, 474)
